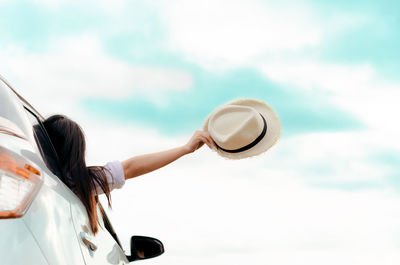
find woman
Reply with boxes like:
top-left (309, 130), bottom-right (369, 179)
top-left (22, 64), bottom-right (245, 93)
top-left (40, 114), bottom-right (216, 234)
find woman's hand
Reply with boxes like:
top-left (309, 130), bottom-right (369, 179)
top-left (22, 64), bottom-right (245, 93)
top-left (184, 130), bottom-right (217, 154)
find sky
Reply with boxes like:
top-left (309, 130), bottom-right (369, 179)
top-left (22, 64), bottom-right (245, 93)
top-left (1, 0), bottom-right (400, 264)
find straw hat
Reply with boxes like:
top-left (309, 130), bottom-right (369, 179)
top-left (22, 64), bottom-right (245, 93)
top-left (203, 99), bottom-right (280, 159)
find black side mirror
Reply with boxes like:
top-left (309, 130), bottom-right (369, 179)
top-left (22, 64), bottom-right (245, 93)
top-left (127, 236), bottom-right (164, 262)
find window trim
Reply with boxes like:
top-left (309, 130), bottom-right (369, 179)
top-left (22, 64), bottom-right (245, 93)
top-left (99, 203), bottom-right (123, 249)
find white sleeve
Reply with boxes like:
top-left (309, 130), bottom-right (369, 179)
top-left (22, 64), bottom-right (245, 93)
top-left (94, 161), bottom-right (126, 194)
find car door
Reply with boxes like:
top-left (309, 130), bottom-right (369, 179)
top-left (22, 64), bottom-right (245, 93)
top-left (69, 196), bottom-right (129, 265)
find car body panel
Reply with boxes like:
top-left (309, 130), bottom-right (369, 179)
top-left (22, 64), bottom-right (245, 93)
top-left (0, 218), bottom-right (49, 265)
top-left (22, 177), bottom-right (85, 265)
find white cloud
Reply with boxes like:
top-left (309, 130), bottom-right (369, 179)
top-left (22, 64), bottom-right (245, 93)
top-left (271, 131), bottom-right (397, 184)
top-left (0, 35), bottom-right (192, 116)
top-left (159, 0), bottom-right (324, 70)
top-left (97, 124), bottom-right (400, 265)
top-left (261, 61), bottom-right (375, 93)
top-left (86, 115), bottom-right (400, 265)
top-left (153, 0), bottom-right (368, 72)
top-left (260, 60), bottom-right (400, 138)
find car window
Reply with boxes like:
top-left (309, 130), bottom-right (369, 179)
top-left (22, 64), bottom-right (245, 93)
top-left (23, 107), bottom-right (65, 182)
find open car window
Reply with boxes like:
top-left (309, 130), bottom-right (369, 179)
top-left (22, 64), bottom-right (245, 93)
top-left (23, 107), bottom-right (65, 182)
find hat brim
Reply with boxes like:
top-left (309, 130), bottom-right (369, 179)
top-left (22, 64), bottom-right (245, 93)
top-left (202, 98), bottom-right (281, 159)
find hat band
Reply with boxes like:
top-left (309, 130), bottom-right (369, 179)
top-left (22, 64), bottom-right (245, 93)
top-left (215, 114), bottom-right (267, 153)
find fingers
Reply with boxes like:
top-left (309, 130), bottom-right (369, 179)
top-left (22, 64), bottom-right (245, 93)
top-left (204, 131), bottom-right (217, 150)
top-left (187, 130), bottom-right (217, 153)
top-left (196, 130), bottom-right (217, 150)
top-left (196, 141), bottom-right (205, 150)
top-left (198, 135), bottom-right (212, 149)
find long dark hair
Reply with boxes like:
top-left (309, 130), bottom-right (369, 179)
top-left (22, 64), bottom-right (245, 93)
top-left (42, 114), bottom-right (111, 234)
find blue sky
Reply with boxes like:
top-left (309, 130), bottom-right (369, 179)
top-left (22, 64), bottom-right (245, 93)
top-left (1, 0), bottom-right (400, 264)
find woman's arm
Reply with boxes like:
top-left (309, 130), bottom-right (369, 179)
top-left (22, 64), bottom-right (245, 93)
top-left (121, 130), bottom-right (216, 180)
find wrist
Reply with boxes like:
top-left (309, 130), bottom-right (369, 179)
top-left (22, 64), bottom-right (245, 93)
top-left (180, 145), bottom-right (191, 155)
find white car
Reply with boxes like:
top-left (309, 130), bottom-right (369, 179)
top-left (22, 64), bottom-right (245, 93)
top-left (0, 75), bottom-right (164, 265)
